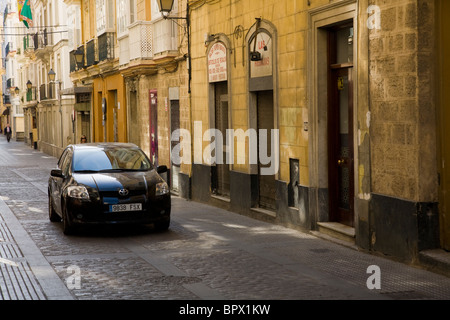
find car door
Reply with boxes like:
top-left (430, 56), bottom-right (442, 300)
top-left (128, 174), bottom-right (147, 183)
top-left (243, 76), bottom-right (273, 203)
top-left (50, 149), bottom-right (67, 214)
top-left (52, 149), bottom-right (73, 214)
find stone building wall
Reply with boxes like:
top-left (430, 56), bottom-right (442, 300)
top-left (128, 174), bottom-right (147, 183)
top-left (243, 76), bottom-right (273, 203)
top-left (367, 0), bottom-right (440, 260)
top-left (369, 0), bottom-right (438, 202)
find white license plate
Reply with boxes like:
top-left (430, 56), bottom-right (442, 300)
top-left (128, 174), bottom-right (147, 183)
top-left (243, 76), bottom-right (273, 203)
top-left (110, 203), bottom-right (142, 212)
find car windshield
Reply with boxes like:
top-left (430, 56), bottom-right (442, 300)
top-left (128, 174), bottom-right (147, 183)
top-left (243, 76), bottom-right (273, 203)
top-left (72, 147), bottom-right (153, 172)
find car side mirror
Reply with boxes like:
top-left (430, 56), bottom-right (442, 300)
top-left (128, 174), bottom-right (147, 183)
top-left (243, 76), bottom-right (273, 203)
top-left (50, 169), bottom-right (64, 178)
top-left (156, 165), bottom-right (167, 174)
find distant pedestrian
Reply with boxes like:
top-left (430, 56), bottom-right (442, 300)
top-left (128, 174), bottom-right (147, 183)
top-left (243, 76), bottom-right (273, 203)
top-left (80, 135), bottom-right (87, 143)
top-left (4, 124), bottom-right (12, 142)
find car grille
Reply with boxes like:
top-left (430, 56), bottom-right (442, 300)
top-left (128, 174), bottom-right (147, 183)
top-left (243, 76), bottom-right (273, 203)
top-left (107, 211), bottom-right (145, 222)
top-left (100, 189), bottom-right (146, 198)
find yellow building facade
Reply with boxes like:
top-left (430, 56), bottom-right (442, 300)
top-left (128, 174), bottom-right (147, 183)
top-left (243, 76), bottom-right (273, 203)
top-left (65, 0), bottom-right (449, 261)
top-left (185, 0), bottom-right (449, 261)
top-left (68, 0), bottom-right (127, 144)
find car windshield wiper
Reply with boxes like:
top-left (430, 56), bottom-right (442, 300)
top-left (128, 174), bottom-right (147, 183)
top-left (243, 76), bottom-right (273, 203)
top-left (73, 169), bottom-right (100, 173)
top-left (97, 168), bottom-right (130, 172)
top-left (99, 168), bottom-right (150, 172)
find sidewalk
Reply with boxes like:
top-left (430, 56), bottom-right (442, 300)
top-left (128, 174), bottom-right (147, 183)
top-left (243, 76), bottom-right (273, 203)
top-left (0, 136), bottom-right (449, 300)
top-left (0, 137), bottom-right (73, 299)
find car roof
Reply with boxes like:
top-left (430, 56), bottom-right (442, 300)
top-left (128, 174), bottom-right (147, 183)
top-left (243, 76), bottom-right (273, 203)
top-left (70, 142), bottom-right (141, 151)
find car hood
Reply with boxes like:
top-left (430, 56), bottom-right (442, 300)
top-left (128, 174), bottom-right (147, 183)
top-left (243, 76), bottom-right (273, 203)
top-left (73, 170), bottom-right (164, 193)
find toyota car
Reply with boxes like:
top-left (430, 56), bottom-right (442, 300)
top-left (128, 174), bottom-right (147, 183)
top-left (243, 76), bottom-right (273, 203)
top-left (48, 143), bottom-right (171, 235)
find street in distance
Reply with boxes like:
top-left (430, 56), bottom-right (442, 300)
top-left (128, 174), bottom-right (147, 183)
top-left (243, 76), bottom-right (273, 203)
top-left (179, 304), bottom-right (271, 317)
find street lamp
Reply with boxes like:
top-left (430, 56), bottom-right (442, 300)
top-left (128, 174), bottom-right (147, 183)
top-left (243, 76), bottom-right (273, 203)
top-left (74, 47), bottom-right (84, 69)
top-left (48, 69), bottom-right (64, 149)
top-left (156, 0), bottom-right (175, 13)
top-left (48, 69), bottom-right (56, 82)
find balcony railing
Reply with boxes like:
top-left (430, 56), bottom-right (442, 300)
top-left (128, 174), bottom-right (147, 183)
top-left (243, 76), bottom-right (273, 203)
top-left (98, 32), bottom-right (115, 62)
top-left (69, 49), bottom-right (77, 72)
top-left (86, 38), bottom-right (97, 67)
top-left (26, 87), bottom-right (37, 102)
top-left (3, 95), bottom-right (11, 105)
top-left (23, 35), bottom-right (34, 52)
top-left (48, 83), bottom-right (56, 100)
top-left (129, 22), bottom-right (153, 61)
top-left (39, 84), bottom-right (47, 100)
top-left (33, 29), bottom-right (48, 50)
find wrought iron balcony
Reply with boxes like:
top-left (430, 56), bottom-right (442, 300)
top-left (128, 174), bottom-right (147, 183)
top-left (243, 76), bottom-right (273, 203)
top-left (98, 32), bottom-right (115, 62)
top-left (85, 38), bottom-right (98, 67)
top-left (26, 87), bottom-right (37, 102)
top-left (39, 84), bottom-right (47, 100)
top-left (33, 30), bottom-right (48, 51)
top-left (23, 35), bottom-right (34, 54)
top-left (69, 50), bottom-right (77, 72)
top-left (48, 82), bottom-right (56, 100)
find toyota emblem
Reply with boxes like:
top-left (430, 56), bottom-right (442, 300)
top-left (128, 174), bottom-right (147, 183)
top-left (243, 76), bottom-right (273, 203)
top-left (118, 189), bottom-right (129, 196)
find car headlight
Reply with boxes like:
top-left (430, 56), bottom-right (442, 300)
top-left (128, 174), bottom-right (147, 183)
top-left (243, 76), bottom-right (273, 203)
top-left (67, 186), bottom-right (90, 200)
top-left (155, 182), bottom-right (169, 196)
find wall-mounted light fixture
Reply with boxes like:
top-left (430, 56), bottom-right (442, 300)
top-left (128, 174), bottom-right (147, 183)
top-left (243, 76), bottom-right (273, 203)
top-left (156, 0), bottom-right (191, 93)
top-left (204, 33), bottom-right (216, 46)
top-left (48, 69), bottom-right (56, 82)
top-left (74, 47), bottom-right (85, 69)
top-left (156, 0), bottom-right (175, 13)
top-left (250, 18), bottom-right (263, 62)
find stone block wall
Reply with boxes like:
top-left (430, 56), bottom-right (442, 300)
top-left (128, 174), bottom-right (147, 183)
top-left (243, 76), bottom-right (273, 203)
top-left (369, 0), bottom-right (438, 203)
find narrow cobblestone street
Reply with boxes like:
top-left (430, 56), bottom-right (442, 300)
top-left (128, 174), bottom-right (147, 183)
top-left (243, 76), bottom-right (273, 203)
top-left (0, 136), bottom-right (449, 306)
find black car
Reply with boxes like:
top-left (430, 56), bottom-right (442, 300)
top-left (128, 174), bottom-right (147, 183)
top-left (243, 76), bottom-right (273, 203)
top-left (48, 143), bottom-right (171, 235)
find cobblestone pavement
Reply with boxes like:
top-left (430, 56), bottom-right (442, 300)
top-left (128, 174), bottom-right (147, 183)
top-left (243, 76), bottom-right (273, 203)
top-left (0, 137), bottom-right (450, 303)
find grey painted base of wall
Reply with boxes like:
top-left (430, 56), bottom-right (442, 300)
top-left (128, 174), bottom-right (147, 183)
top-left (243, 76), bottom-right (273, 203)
top-left (188, 164), bottom-right (311, 230)
top-left (369, 193), bottom-right (440, 262)
top-left (178, 172), bottom-right (191, 200)
top-left (191, 164), bottom-right (211, 203)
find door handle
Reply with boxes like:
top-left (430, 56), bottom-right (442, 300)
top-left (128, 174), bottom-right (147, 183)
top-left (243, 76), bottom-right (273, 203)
top-left (338, 159), bottom-right (345, 166)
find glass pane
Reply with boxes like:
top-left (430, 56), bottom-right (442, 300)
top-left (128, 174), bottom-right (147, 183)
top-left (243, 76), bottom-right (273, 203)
top-left (336, 27), bottom-right (353, 64)
top-left (339, 75), bottom-right (349, 134)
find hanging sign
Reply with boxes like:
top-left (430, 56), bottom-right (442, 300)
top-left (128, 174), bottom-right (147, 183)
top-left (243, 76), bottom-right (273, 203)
top-left (250, 32), bottom-right (272, 78)
top-left (208, 42), bottom-right (227, 83)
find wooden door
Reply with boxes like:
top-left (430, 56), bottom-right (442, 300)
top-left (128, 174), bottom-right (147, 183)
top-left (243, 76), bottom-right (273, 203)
top-left (328, 66), bottom-right (354, 227)
top-left (257, 90), bottom-right (276, 210)
top-left (437, 0), bottom-right (450, 250)
top-left (212, 82), bottom-right (230, 197)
